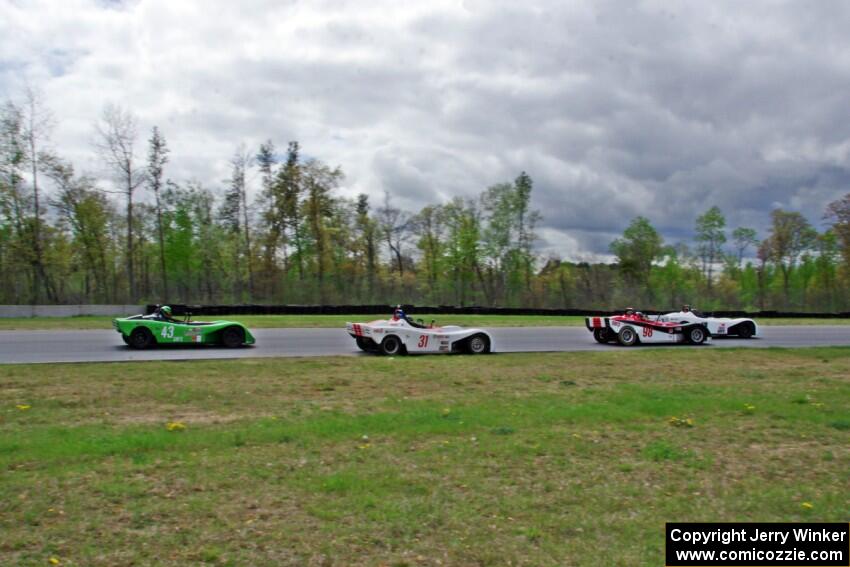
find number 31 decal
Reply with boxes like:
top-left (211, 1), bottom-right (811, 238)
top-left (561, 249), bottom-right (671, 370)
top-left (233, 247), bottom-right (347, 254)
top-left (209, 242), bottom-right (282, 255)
top-left (418, 335), bottom-right (429, 348)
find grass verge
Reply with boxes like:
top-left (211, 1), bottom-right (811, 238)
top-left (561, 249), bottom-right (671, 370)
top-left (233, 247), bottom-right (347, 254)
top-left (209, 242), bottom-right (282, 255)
top-left (1, 348), bottom-right (848, 565)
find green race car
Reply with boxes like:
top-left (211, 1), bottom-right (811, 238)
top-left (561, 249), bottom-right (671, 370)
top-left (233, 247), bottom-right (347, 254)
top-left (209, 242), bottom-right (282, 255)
top-left (113, 310), bottom-right (256, 349)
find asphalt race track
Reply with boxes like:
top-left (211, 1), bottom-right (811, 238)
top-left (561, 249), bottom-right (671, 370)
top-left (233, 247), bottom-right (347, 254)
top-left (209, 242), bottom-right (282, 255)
top-left (1, 325), bottom-right (850, 364)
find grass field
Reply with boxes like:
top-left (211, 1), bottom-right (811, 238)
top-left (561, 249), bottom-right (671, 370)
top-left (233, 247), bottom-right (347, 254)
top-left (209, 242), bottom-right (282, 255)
top-left (1, 348), bottom-right (848, 565)
top-left (1, 313), bottom-right (849, 330)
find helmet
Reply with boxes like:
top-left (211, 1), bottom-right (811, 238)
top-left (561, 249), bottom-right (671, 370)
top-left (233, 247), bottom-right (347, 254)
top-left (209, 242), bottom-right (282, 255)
top-left (682, 305), bottom-right (691, 312)
top-left (161, 306), bottom-right (172, 315)
top-left (393, 305), bottom-right (405, 320)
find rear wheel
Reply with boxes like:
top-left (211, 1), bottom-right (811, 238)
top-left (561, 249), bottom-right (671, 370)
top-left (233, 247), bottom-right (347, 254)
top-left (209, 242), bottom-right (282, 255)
top-left (121, 334), bottom-right (130, 346)
top-left (466, 334), bottom-right (490, 354)
top-left (355, 337), bottom-right (375, 352)
top-left (129, 327), bottom-right (155, 350)
top-left (380, 335), bottom-right (403, 356)
top-left (617, 326), bottom-right (639, 347)
top-left (686, 326), bottom-right (707, 345)
top-left (737, 322), bottom-right (755, 339)
top-left (221, 327), bottom-right (244, 348)
top-left (593, 328), bottom-right (612, 344)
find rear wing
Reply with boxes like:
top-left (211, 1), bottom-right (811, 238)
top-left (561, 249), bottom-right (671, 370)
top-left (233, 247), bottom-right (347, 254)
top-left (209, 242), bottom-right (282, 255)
top-left (346, 322), bottom-right (371, 337)
top-left (585, 316), bottom-right (610, 331)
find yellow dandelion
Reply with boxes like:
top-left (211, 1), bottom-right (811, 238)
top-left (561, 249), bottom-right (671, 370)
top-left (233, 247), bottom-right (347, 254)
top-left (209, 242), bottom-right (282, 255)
top-left (441, 408), bottom-right (451, 416)
top-left (166, 421), bottom-right (186, 432)
top-left (744, 404), bottom-right (756, 412)
top-left (16, 404), bottom-right (31, 411)
top-left (801, 502), bottom-right (813, 509)
top-left (49, 557), bottom-right (60, 565)
top-left (357, 443), bottom-right (370, 450)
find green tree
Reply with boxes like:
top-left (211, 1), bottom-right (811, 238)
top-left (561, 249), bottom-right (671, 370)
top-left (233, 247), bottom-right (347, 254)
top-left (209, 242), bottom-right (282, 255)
top-left (763, 209), bottom-right (817, 305)
top-left (302, 159), bottom-right (342, 303)
top-left (355, 193), bottom-right (379, 300)
top-left (825, 193), bottom-right (850, 283)
top-left (731, 227), bottom-right (758, 267)
top-left (610, 216), bottom-right (665, 302)
top-left (694, 206), bottom-right (726, 292)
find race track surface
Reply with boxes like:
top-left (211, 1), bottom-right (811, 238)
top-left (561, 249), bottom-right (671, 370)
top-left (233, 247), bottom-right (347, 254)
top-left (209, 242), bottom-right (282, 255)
top-left (1, 326), bottom-right (849, 364)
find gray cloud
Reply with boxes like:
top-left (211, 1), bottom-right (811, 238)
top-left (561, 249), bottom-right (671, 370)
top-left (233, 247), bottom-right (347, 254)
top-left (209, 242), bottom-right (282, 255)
top-left (3, 0), bottom-right (850, 259)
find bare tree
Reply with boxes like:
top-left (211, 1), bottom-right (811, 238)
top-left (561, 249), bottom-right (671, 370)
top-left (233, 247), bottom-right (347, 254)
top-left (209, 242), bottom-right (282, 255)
top-left (95, 104), bottom-right (145, 301)
top-left (147, 126), bottom-right (169, 299)
top-left (21, 87), bottom-right (57, 302)
top-left (377, 191), bottom-right (411, 275)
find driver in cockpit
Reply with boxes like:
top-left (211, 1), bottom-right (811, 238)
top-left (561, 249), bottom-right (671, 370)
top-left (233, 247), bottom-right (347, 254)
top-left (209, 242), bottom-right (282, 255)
top-left (155, 305), bottom-right (178, 322)
top-left (392, 305), bottom-right (429, 329)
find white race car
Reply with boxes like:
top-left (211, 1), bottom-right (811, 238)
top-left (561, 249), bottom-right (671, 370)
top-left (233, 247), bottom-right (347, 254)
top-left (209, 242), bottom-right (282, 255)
top-left (346, 308), bottom-right (494, 355)
top-left (658, 306), bottom-right (759, 339)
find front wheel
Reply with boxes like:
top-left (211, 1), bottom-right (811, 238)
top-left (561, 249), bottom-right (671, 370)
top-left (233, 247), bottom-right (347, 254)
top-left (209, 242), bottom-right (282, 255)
top-left (593, 328), bottom-right (612, 344)
top-left (466, 334), bottom-right (490, 354)
top-left (121, 334), bottom-right (131, 346)
top-left (737, 322), bottom-right (755, 339)
top-left (686, 326), bottom-right (707, 345)
top-left (617, 326), bottom-right (639, 347)
top-left (129, 327), bottom-right (155, 350)
top-left (221, 327), bottom-right (244, 348)
top-left (380, 335), bottom-right (404, 356)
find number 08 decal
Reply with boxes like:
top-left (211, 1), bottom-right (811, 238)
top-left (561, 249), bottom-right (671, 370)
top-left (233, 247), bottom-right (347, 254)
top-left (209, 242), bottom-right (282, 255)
top-left (418, 335), bottom-right (429, 348)
top-left (642, 326), bottom-right (653, 338)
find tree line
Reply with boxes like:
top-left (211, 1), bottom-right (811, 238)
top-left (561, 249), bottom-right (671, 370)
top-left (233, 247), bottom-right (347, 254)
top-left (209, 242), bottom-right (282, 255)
top-left (2, 91), bottom-right (850, 311)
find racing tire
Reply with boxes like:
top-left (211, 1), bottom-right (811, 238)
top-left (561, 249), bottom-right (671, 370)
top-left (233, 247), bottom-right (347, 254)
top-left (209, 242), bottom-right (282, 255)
top-left (221, 327), bottom-right (244, 348)
top-left (121, 334), bottom-right (131, 346)
top-left (466, 334), bottom-right (490, 354)
top-left (380, 335), bottom-right (404, 356)
top-left (593, 328), bottom-right (612, 344)
top-left (617, 326), bottom-right (639, 347)
top-left (355, 337), bottom-right (375, 352)
top-left (686, 326), bottom-right (707, 345)
top-left (129, 327), bottom-right (155, 350)
top-left (737, 322), bottom-right (755, 339)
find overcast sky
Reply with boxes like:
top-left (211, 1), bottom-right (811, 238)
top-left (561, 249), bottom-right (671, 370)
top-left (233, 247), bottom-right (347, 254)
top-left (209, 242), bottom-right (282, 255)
top-left (3, 0), bottom-right (850, 259)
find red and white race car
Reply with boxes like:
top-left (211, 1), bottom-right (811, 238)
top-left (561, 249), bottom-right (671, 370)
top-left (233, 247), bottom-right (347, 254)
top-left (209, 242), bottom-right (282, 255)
top-left (346, 307), bottom-right (494, 355)
top-left (586, 309), bottom-right (711, 346)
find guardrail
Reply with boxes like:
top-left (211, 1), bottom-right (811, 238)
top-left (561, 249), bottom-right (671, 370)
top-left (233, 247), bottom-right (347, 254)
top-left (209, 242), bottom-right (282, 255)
top-left (0, 305), bottom-right (146, 318)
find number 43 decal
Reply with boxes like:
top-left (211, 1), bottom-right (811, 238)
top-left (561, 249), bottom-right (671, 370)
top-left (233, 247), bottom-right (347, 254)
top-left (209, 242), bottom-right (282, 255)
top-left (160, 325), bottom-right (175, 339)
